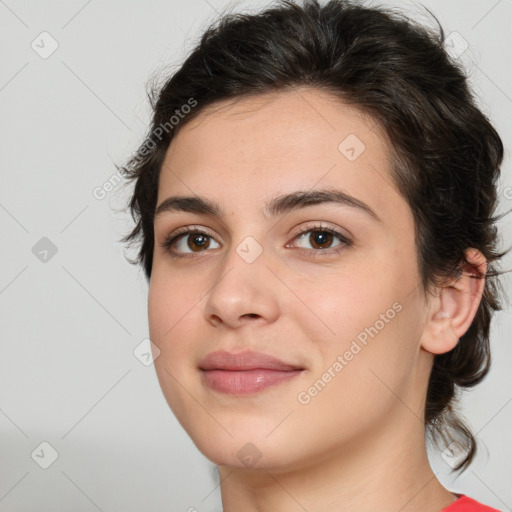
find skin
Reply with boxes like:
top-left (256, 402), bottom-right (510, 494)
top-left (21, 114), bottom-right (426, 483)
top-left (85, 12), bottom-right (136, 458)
top-left (148, 87), bottom-right (486, 512)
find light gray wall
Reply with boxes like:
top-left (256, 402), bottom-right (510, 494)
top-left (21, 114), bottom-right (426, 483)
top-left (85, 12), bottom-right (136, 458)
top-left (1, 1), bottom-right (511, 511)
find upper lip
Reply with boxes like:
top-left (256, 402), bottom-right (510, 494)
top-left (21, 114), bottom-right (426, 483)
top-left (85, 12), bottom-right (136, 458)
top-left (199, 350), bottom-right (304, 371)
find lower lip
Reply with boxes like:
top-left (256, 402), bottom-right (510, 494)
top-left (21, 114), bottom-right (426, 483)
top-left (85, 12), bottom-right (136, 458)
top-left (201, 369), bottom-right (303, 395)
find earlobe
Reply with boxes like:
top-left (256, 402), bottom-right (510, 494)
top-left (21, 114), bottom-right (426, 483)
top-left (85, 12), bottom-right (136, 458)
top-left (421, 249), bottom-right (487, 355)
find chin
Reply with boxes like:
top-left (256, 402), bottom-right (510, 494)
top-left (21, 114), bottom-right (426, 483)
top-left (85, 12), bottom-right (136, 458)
top-left (199, 441), bottom-right (298, 471)
top-left (182, 420), bottom-right (300, 470)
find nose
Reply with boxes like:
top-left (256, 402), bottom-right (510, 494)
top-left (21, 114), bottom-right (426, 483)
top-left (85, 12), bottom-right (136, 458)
top-left (202, 241), bottom-right (280, 329)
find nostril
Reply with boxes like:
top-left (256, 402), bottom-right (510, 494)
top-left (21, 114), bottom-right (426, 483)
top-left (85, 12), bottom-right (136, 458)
top-left (210, 314), bottom-right (222, 326)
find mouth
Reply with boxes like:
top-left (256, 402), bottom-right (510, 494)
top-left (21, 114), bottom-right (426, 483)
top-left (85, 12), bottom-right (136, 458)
top-left (198, 350), bottom-right (305, 395)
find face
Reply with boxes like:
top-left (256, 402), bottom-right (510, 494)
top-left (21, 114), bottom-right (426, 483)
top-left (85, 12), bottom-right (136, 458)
top-left (149, 88), bottom-right (433, 472)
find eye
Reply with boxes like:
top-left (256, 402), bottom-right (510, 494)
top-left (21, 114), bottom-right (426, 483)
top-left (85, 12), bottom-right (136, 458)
top-left (289, 224), bottom-right (352, 253)
top-left (160, 223), bottom-right (352, 259)
top-left (161, 227), bottom-right (220, 257)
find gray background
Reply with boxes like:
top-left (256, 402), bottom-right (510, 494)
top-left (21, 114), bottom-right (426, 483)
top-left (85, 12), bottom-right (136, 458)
top-left (1, 0), bottom-right (511, 511)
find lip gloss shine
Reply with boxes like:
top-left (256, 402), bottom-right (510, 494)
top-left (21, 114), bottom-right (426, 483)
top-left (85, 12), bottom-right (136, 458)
top-left (201, 368), bottom-right (303, 394)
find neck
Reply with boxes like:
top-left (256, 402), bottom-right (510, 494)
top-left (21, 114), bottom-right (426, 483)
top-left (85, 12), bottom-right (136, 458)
top-left (218, 406), bottom-right (456, 512)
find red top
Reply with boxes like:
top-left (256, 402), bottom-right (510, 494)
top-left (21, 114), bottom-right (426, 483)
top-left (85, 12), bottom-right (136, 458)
top-left (441, 494), bottom-right (501, 511)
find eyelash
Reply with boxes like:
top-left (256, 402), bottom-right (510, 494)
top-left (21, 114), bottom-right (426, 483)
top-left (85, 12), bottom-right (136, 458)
top-left (159, 224), bottom-right (352, 260)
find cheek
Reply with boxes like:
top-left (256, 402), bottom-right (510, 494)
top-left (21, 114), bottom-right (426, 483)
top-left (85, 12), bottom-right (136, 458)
top-left (148, 266), bottom-right (203, 344)
top-left (147, 271), bottom-right (204, 424)
top-left (284, 256), bottom-right (405, 345)
top-left (147, 270), bottom-right (207, 414)
top-left (293, 247), bottom-right (422, 385)
top-left (291, 302), bottom-right (423, 452)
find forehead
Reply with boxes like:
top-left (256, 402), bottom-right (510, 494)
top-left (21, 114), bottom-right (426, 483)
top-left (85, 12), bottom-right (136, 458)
top-left (158, 87), bottom-right (399, 220)
top-left (171, 87), bottom-right (388, 158)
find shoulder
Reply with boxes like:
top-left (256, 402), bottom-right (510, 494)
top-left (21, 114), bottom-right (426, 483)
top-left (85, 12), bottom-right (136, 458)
top-left (441, 495), bottom-right (502, 512)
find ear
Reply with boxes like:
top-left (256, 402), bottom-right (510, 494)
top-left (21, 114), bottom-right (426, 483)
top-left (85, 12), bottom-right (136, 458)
top-left (421, 248), bottom-right (487, 355)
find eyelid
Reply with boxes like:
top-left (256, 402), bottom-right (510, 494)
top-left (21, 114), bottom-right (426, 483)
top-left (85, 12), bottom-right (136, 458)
top-left (168, 224), bottom-right (217, 239)
top-left (288, 222), bottom-right (351, 243)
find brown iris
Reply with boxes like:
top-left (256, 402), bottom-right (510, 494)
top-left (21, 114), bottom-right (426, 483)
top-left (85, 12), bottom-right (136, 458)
top-left (187, 233), bottom-right (211, 252)
top-left (308, 230), bottom-right (333, 249)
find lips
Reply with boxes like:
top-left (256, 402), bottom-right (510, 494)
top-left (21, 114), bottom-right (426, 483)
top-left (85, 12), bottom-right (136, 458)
top-left (199, 350), bottom-right (305, 395)
top-left (199, 350), bottom-right (304, 371)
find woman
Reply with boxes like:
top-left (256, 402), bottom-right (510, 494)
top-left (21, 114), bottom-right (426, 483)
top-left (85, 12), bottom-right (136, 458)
top-left (120, 1), bottom-right (507, 510)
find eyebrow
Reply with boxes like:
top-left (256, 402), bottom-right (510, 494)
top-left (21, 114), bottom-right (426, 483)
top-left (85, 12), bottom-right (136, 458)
top-left (154, 188), bottom-right (381, 223)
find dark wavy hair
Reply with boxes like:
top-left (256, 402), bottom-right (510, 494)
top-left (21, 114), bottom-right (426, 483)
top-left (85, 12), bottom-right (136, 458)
top-left (119, 0), bottom-right (508, 472)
